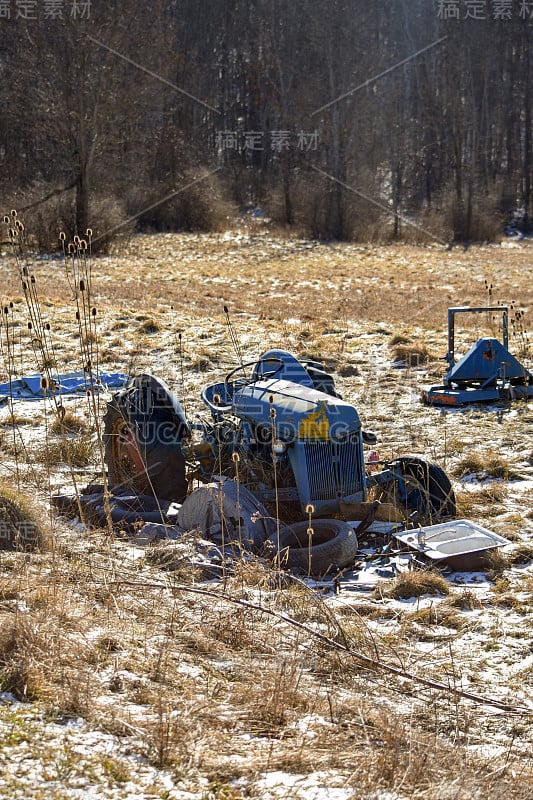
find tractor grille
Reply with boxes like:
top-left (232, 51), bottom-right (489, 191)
top-left (304, 435), bottom-right (363, 501)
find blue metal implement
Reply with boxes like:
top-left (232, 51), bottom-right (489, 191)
top-left (423, 307), bottom-right (533, 406)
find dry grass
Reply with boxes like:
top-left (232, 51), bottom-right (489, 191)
top-left (391, 341), bottom-right (433, 365)
top-left (0, 482), bottom-right (48, 552)
top-left (453, 449), bottom-right (519, 481)
top-left (505, 542), bottom-right (533, 565)
top-left (0, 582), bottom-right (99, 708)
top-left (137, 317), bottom-right (161, 334)
top-left (38, 433), bottom-right (95, 468)
top-left (375, 570), bottom-right (451, 600)
top-left (0, 412), bottom-right (38, 427)
top-left (1, 234), bottom-right (532, 329)
top-left (49, 410), bottom-right (88, 435)
top-left (445, 588), bottom-right (485, 611)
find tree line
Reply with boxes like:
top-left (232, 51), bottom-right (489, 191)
top-left (0, 0), bottom-right (532, 248)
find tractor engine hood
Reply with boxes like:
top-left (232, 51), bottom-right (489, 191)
top-left (232, 378), bottom-right (361, 442)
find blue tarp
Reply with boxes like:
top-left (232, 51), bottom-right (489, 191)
top-left (0, 371), bottom-right (129, 404)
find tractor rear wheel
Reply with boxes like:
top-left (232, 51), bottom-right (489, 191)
top-left (103, 402), bottom-right (188, 501)
top-left (370, 456), bottom-right (456, 526)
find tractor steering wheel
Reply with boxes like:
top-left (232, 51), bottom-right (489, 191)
top-left (224, 357), bottom-right (284, 391)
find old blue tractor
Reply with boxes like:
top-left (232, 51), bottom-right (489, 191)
top-left (103, 349), bottom-right (456, 526)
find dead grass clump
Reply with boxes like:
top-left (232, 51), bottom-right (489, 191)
top-left (82, 331), bottom-right (98, 346)
top-left (189, 355), bottom-right (212, 372)
top-left (100, 348), bottom-right (122, 364)
top-left (405, 604), bottom-right (464, 631)
top-left (493, 513), bottom-right (526, 541)
top-left (485, 548), bottom-right (509, 578)
top-left (491, 575), bottom-right (511, 594)
top-left (0, 579), bottom-right (21, 601)
top-left (454, 450), bottom-right (515, 480)
top-left (505, 542), bottom-right (533, 565)
top-left (391, 342), bottom-right (432, 366)
top-left (454, 490), bottom-right (480, 518)
top-left (138, 317), bottom-right (161, 334)
top-left (443, 435), bottom-right (468, 456)
top-left (453, 452), bottom-right (485, 478)
top-left (230, 557), bottom-right (279, 589)
top-left (446, 589), bottom-right (484, 611)
top-left (0, 482), bottom-right (47, 551)
top-left (50, 410), bottom-right (88, 435)
top-left (146, 699), bottom-right (190, 769)
top-left (95, 634), bottom-right (124, 657)
top-left (206, 608), bottom-right (262, 653)
top-left (336, 361), bottom-right (359, 377)
top-left (484, 452), bottom-right (513, 479)
top-left (0, 615), bottom-right (52, 701)
top-left (376, 570), bottom-right (450, 600)
top-left (233, 658), bottom-right (310, 734)
top-left (518, 574), bottom-right (533, 593)
top-left (40, 434), bottom-right (94, 468)
top-left (477, 482), bottom-right (507, 503)
top-left (389, 332), bottom-right (412, 346)
top-left (0, 412), bottom-right (36, 427)
top-left (145, 540), bottom-right (203, 582)
top-left (490, 592), bottom-right (527, 611)
top-left (334, 602), bottom-right (388, 619)
top-left (340, 707), bottom-right (440, 790)
top-left (497, 527), bottom-right (521, 542)
top-left (0, 611), bottom-right (97, 711)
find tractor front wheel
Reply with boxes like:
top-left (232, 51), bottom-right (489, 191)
top-left (371, 456), bottom-right (456, 526)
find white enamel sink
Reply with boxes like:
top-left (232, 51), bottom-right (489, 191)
top-left (394, 520), bottom-right (511, 570)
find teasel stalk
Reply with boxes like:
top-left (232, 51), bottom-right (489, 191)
top-left (0, 300), bottom-right (21, 486)
top-left (60, 228), bottom-right (113, 532)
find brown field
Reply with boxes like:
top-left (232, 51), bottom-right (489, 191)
top-left (0, 230), bottom-right (532, 799)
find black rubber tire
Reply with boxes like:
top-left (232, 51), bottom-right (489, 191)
top-left (103, 402), bottom-right (188, 501)
top-left (268, 519), bottom-right (359, 576)
top-left (373, 456), bottom-right (456, 525)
